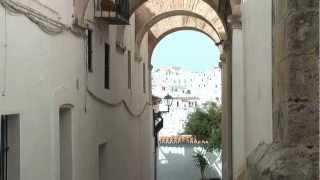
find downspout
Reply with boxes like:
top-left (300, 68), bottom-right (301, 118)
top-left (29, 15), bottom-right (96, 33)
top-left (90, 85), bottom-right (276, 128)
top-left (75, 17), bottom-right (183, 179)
top-left (1, 6), bottom-right (8, 96)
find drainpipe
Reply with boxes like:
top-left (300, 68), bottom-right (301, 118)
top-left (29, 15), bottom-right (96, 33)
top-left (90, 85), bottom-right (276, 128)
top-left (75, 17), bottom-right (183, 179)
top-left (1, 7), bottom-right (8, 96)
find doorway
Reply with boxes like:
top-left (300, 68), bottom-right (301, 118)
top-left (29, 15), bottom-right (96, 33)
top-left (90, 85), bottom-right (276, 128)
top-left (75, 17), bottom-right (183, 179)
top-left (0, 114), bottom-right (20, 180)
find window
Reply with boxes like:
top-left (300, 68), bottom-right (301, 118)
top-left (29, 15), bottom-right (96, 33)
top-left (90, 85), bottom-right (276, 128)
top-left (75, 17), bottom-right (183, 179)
top-left (88, 29), bottom-right (93, 72)
top-left (59, 107), bottom-right (73, 180)
top-left (143, 63), bottom-right (146, 93)
top-left (105, 43), bottom-right (110, 89)
top-left (98, 143), bottom-right (107, 180)
top-left (1, 114), bottom-right (20, 180)
top-left (127, 51), bottom-right (131, 89)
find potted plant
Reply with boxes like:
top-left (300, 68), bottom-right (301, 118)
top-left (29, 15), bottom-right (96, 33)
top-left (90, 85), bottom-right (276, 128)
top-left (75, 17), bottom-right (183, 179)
top-left (193, 150), bottom-right (209, 180)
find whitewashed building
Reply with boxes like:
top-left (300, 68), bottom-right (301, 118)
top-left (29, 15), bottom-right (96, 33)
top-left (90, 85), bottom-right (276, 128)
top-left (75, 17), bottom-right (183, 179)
top-left (0, 0), bottom-right (318, 180)
top-left (0, 1), bottom-right (154, 180)
top-left (152, 67), bottom-right (221, 136)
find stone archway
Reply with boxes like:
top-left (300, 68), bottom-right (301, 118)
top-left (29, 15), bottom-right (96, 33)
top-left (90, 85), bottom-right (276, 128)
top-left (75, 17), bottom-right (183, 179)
top-left (135, 10), bottom-right (220, 46)
top-left (148, 15), bottom-right (222, 44)
top-left (131, 1), bottom-right (234, 179)
top-left (130, 0), bottom-right (220, 18)
top-left (134, 0), bottom-right (226, 40)
top-left (135, 15), bottom-right (224, 59)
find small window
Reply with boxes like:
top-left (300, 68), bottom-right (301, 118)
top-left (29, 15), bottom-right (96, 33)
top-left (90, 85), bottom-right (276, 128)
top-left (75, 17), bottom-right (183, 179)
top-left (105, 43), bottom-right (110, 89)
top-left (59, 107), bottom-right (73, 180)
top-left (88, 30), bottom-right (93, 72)
top-left (128, 51), bottom-right (132, 89)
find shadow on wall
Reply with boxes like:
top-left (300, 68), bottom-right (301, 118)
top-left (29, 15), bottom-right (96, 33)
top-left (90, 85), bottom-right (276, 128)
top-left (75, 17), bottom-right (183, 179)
top-left (157, 145), bottom-right (220, 180)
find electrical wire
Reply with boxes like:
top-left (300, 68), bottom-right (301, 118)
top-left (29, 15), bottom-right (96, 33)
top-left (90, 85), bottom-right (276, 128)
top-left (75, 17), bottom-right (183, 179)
top-left (0, 0), bottom-right (66, 35)
top-left (0, 0), bottom-right (149, 117)
top-left (0, 0), bottom-right (86, 36)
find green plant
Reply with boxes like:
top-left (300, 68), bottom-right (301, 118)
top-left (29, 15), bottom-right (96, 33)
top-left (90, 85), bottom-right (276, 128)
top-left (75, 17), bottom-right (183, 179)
top-left (184, 102), bottom-right (222, 151)
top-left (193, 150), bottom-right (209, 180)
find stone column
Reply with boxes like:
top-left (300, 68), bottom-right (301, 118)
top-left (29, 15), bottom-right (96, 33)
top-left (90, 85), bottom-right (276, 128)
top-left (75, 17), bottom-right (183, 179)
top-left (221, 41), bottom-right (233, 180)
top-left (230, 16), bottom-right (246, 180)
top-left (273, 0), bottom-right (319, 147)
top-left (248, 1), bottom-right (319, 179)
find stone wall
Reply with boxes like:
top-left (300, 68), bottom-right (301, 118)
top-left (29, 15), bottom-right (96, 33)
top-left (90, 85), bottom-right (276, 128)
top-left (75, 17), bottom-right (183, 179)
top-left (248, 0), bottom-right (319, 179)
top-left (272, 0), bottom-right (319, 147)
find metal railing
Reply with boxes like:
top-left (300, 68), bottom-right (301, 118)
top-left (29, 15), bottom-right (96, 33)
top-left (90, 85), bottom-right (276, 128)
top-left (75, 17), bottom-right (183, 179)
top-left (94, 0), bottom-right (130, 25)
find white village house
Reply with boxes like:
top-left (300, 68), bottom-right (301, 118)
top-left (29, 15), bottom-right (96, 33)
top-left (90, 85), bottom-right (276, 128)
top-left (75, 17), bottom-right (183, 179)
top-left (152, 67), bottom-right (221, 136)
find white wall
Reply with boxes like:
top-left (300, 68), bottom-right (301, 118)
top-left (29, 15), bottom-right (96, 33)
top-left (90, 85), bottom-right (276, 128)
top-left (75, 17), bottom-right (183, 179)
top-left (158, 145), bottom-right (220, 180)
top-left (0, 1), bottom-right (154, 180)
top-left (232, 26), bottom-right (246, 178)
top-left (241, 0), bottom-right (273, 156)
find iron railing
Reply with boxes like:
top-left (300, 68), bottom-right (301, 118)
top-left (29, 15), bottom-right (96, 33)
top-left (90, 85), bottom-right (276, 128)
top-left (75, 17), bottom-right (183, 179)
top-left (94, 0), bottom-right (130, 25)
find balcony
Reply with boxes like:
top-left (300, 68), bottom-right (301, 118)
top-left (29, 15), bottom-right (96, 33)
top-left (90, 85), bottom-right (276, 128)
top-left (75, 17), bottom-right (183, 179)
top-left (94, 0), bottom-right (130, 25)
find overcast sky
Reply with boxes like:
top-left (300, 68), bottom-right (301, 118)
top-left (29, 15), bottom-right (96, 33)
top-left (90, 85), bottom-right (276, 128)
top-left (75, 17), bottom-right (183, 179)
top-left (151, 30), bottom-right (220, 72)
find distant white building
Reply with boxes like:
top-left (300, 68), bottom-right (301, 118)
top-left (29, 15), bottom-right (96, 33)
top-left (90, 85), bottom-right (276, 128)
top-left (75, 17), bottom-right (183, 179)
top-left (152, 67), bottom-right (221, 136)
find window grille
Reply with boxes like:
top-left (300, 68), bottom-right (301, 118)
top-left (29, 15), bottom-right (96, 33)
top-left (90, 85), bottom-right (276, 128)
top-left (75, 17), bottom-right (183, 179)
top-left (94, 0), bottom-right (130, 25)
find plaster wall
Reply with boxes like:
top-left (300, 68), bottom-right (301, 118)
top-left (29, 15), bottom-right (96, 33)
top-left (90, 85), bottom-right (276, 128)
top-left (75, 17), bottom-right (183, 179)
top-left (157, 145), bottom-right (220, 180)
top-left (231, 27), bottom-right (245, 179)
top-left (0, 2), bottom-right (153, 180)
top-left (12, 0), bottom-right (74, 24)
top-left (241, 0), bottom-right (273, 155)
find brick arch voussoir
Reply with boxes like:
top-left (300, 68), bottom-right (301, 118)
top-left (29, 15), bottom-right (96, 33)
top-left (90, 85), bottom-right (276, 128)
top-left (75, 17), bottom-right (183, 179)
top-left (130, 0), bottom-right (219, 17)
top-left (136, 10), bottom-right (221, 45)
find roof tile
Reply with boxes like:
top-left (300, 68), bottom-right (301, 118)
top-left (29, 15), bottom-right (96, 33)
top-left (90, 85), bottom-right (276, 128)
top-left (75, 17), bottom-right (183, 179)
top-left (159, 135), bottom-right (208, 145)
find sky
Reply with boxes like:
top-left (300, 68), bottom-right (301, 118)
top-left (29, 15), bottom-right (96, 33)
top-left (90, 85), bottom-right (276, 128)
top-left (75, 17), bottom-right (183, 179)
top-left (151, 30), bottom-right (220, 72)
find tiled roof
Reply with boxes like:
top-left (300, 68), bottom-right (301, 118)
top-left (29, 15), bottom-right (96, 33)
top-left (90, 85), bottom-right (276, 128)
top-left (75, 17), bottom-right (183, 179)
top-left (159, 135), bottom-right (208, 145)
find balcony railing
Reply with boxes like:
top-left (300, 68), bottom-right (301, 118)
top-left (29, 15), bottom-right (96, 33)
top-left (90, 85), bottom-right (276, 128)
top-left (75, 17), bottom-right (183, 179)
top-left (94, 0), bottom-right (130, 25)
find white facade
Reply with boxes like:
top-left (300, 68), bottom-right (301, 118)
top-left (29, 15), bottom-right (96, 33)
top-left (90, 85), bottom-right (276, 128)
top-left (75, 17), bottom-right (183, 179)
top-left (231, 0), bottom-right (273, 178)
top-left (152, 67), bottom-right (221, 136)
top-left (152, 67), bottom-right (221, 104)
top-left (0, 1), bottom-right (154, 180)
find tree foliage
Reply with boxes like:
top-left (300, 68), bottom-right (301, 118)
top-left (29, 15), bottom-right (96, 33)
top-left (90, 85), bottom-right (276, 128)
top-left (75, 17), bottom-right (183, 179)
top-left (184, 102), bottom-right (222, 151)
